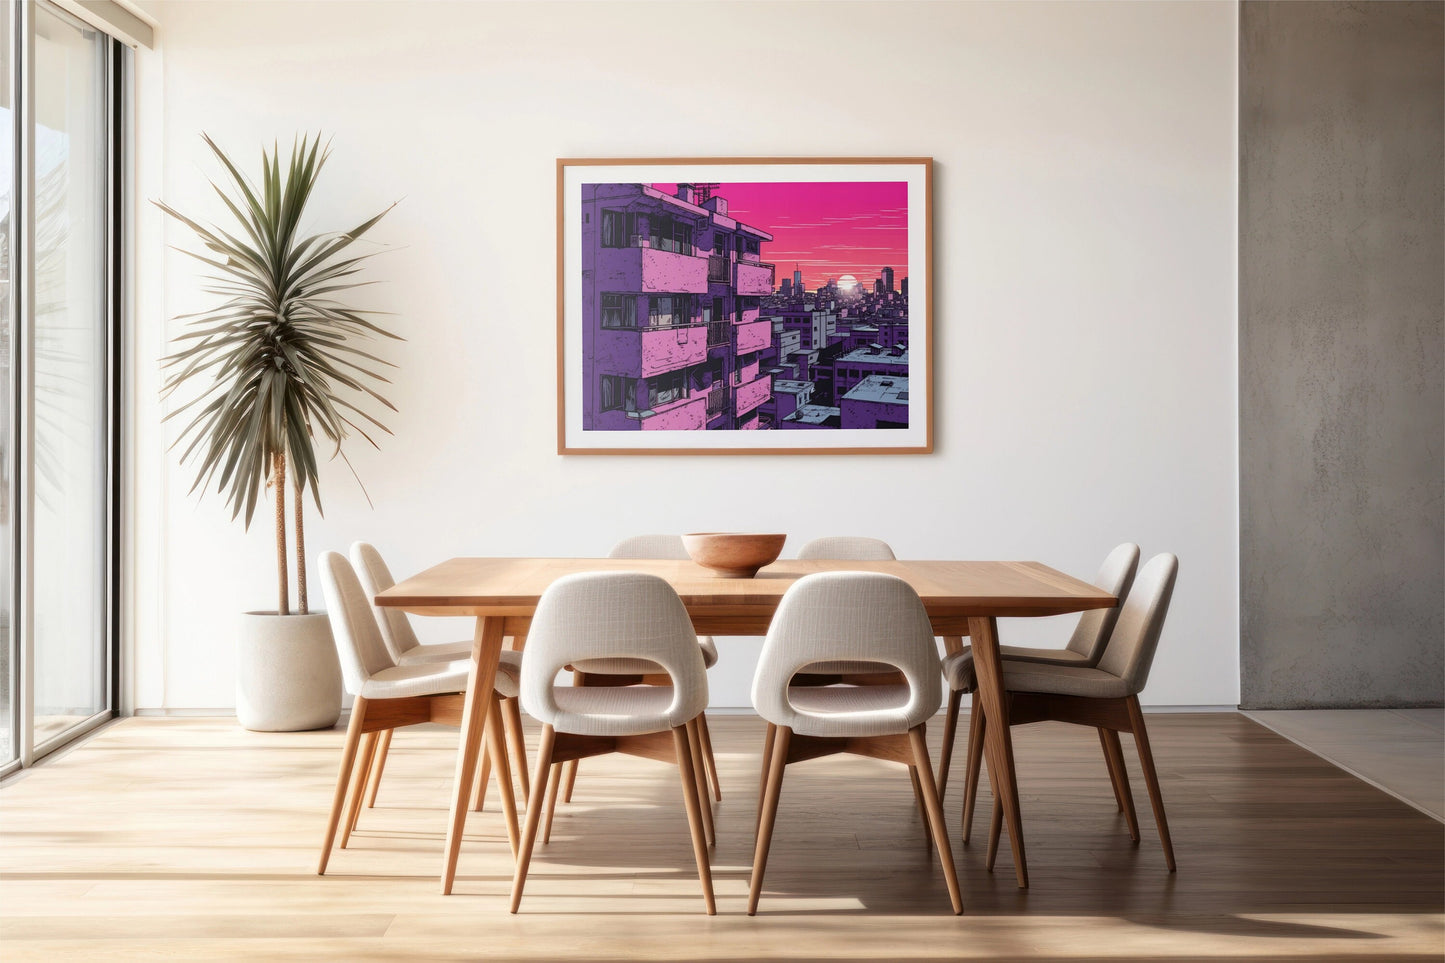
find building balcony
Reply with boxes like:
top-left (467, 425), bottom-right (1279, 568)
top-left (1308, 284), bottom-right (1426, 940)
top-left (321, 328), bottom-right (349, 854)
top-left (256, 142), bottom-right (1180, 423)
top-left (596, 245), bottom-right (709, 295)
top-left (735, 317), bottom-right (771, 355)
top-left (596, 324), bottom-right (707, 378)
top-left (707, 321), bottom-right (730, 346)
top-left (734, 260), bottom-right (775, 296)
top-left (637, 393), bottom-right (707, 431)
top-left (735, 373), bottom-right (772, 416)
top-left (706, 383), bottom-right (727, 417)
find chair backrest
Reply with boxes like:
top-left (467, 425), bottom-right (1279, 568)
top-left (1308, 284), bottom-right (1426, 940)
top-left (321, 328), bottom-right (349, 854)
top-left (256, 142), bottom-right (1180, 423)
top-left (608, 534), bottom-right (690, 560)
top-left (350, 541), bottom-right (421, 660)
top-left (318, 551), bottom-right (397, 696)
top-left (1095, 553), bottom-right (1179, 695)
top-left (752, 572), bottom-right (941, 737)
top-left (521, 572), bottom-right (708, 733)
top-left (1064, 542), bottom-right (1141, 664)
top-left (796, 536), bottom-right (896, 561)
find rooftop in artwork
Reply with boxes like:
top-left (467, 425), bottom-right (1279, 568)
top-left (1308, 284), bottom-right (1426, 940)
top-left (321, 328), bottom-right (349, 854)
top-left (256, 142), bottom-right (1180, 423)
top-left (844, 375), bottom-right (910, 405)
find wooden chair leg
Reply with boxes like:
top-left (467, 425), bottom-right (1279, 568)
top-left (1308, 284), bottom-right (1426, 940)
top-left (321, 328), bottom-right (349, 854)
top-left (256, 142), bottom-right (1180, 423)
top-left (747, 724), bottom-right (790, 916)
top-left (673, 723), bottom-right (717, 915)
top-left (697, 712), bottom-right (722, 802)
top-left (509, 725), bottom-right (556, 913)
top-left (502, 697), bottom-right (530, 803)
top-left (1126, 696), bottom-right (1176, 871)
top-left (318, 697), bottom-right (368, 874)
top-left (364, 728), bottom-right (392, 809)
top-left (469, 735), bottom-right (492, 813)
top-left (686, 719), bottom-right (715, 847)
top-left (341, 732), bottom-right (379, 848)
top-left (1099, 727), bottom-right (1140, 842)
top-left (909, 725), bottom-right (964, 914)
top-left (937, 687), bottom-right (964, 805)
top-left (540, 763), bottom-right (563, 845)
top-left (986, 797), bottom-right (1003, 872)
top-left (755, 721), bottom-right (777, 838)
top-left (908, 764), bottom-right (932, 846)
top-left (561, 760), bottom-right (579, 803)
top-left (962, 698), bottom-right (987, 844)
top-left (485, 696), bottom-right (521, 859)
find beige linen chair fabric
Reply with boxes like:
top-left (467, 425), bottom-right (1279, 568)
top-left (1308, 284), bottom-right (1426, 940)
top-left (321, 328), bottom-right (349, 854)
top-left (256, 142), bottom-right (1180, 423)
top-left (942, 542), bottom-right (1140, 690)
top-left (347, 541), bottom-right (529, 808)
top-left (511, 571), bottom-right (716, 914)
top-left (315, 551), bottom-right (522, 877)
top-left (566, 534), bottom-right (718, 674)
top-left (522, 571), bottom-right (708, 736)
top-left (747, 572), bottom-right (961, 915)
top-left (554, 534), bottom-right (723, 811)
top-left (753, 572), bottom-right (939, 737)
top-left (351, 541), bottom-right (473, 665)
top-left (792, 536), bottom-right (901, 677)
top-left (962, 553), bottom-right (1180, 872)
top-left (937, 542), bottom-right (1138, 822)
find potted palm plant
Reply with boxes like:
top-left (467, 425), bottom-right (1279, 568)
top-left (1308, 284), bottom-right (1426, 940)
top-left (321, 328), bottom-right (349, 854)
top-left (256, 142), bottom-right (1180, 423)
top-left (159, 134), bottom-right (399, 731)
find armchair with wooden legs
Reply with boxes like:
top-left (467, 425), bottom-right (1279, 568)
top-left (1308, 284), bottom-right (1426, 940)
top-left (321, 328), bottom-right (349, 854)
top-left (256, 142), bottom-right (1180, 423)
top-left (548, 534), bottom-right (721, 827)
top-left (350, 541), bottom-right (530, 813)
top-left (937, 542), bottom-right (1139, 823)
top-left (748, 572), bottom-right (963, 916)
top-left (509, 572), bottom-right (716, 915)
top-left (314, 551), bottom-right (522, 877)
top-left (943, 552), bottom-right (1180, 872)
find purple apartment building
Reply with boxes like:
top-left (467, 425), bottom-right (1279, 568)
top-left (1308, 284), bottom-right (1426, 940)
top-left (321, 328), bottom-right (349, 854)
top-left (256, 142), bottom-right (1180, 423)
top-left (580, 183), bottom-right (909, 432)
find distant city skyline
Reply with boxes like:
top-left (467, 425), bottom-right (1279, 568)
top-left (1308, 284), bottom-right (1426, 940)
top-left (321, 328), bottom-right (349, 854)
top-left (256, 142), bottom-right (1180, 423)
top-left (650, 181), bottom-right (907, 290)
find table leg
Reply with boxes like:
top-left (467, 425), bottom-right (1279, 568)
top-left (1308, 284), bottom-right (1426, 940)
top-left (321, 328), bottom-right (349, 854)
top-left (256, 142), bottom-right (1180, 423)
top-left (440, 614), bottom-right (505, 895)
top-left (967, 615), bottom-right (1028, 888)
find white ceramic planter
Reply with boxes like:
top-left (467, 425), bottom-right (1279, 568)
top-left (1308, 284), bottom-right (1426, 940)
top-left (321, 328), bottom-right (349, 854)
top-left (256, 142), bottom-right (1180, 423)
top-left (236, 611), bottom-right (342, 731)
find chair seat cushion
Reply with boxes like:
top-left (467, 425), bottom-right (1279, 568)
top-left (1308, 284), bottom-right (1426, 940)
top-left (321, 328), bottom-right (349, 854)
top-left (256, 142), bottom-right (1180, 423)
top-left (398, 640), bottom-right (475, 664)
top-left (942, 649), bottom-right (1129, 699)
top-left (786, 683), bottom-right (912, 716)
top-left (796, 659), bottom-right (898, 676)
top-left (362, 651), bottom-right (522, 700)
top-left (941, 645), bottom-right (1093, 692)
top-left (571, 636), bottom-right (718, 675)
top-left (549, 684), bottom-right (689, 737)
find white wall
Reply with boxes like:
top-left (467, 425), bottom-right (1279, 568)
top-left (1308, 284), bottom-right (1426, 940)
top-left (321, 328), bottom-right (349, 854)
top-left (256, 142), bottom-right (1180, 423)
top-left (130, 0), bottom-right (1239, 709)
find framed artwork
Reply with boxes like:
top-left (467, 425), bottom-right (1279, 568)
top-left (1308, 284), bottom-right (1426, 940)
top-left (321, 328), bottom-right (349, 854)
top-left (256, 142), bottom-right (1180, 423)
top-left (557, 157), bottom-right (932, 455)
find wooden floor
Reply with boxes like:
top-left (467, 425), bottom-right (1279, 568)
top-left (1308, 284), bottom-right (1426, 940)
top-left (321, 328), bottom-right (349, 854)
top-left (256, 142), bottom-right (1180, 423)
top-left (1, 713), bottom-right (1441, 961)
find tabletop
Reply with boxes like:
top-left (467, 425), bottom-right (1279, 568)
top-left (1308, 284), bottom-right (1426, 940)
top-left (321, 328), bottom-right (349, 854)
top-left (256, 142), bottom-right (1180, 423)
top-left (376, 557), bottom-right (1116, 633)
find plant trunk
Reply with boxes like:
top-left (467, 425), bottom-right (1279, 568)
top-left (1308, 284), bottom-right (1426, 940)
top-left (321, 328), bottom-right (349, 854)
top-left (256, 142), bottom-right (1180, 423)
top-left (273, 450), bottom-right (289, 616)
top-left (294, 474), bottom-right (308, 615)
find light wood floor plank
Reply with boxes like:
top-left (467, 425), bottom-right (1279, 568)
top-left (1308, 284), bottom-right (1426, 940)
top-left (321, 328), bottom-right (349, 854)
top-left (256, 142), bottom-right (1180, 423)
top-left (1, 714), bottom-right (1441, 960)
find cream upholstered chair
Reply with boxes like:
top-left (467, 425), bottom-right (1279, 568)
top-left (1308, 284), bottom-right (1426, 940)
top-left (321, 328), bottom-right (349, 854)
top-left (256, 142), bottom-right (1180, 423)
top-left (350, 541), bottom-right (530, 812)
top-left (551, 534), bottom-right (722, 817)
top-left (748, 572), bottom-right (962, 916)
top-left (509, 572), bottom-right (715, 915)
top-left (945, 552), bottom-right (1179, 872)
top-left (791, 536), bottom-right (901, 682)
top-left (939, 542), bottom-right (1139, 830)
top-left (315, 551), bottom-right (522, 876)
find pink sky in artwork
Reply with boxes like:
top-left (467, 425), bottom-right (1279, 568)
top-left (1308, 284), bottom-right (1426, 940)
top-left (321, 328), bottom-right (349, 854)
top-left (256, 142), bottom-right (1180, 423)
top-left (651, 181), bottom-right (908, 291)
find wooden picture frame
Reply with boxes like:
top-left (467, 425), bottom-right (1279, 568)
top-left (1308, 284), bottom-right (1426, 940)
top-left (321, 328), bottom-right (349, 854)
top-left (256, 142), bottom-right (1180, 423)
top-left (557, 157), bottom-right (932, 455)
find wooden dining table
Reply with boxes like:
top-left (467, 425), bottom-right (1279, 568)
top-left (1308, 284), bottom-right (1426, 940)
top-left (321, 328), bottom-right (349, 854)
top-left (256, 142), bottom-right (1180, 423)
top-left (376, 556), bottom-right (1116, 895)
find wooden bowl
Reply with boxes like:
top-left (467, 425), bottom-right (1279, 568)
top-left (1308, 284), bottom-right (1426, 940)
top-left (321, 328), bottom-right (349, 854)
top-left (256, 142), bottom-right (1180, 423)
top-left (682, 533), bottom-right (787, 579)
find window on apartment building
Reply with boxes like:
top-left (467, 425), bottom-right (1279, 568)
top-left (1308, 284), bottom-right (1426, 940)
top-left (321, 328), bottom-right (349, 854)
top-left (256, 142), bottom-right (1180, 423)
top-left (599, 375), bottom-right (628, 412)
top-left (647, 370), bottom-right (690, 409)
top-left (738, 296), bottom-right (759, 311)
top-left (600, 293), bottom-right (636, 329)
top-left (647, 295), bottom-right (690, 328)
top-left (744, 237), bottom-right (760, 256)
top-left (647, 215), bottom-right (692, 255)
top-left (712, 233), bottom-right (725, 256)
top-left (600, 209), bottom-right (635, 248)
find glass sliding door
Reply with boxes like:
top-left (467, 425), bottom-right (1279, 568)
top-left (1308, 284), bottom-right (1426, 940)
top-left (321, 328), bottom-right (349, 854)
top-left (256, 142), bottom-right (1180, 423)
top-left (1, 0), bottom-right (120, 773)
top-left (29, 1), bottom-right (110, 751)
top-left (0, 0), bottom-right (15, 771)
